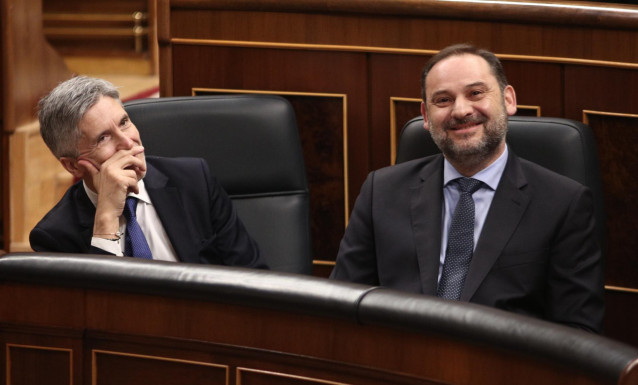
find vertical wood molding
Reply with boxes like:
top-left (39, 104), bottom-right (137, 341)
top-left (6, 344), bottom-right (73, 385)
top-left (583, 110), bottom-right (638, 290)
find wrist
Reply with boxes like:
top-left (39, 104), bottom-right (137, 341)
top-left (93, 220), bottom-right (121, 241)
top-left (93, 231), bottom-right (123, 241)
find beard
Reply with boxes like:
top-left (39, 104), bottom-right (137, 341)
top-left (428, 103), bottom-right (508, 169)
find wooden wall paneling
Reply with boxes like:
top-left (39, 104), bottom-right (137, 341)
top-left (147, 0), bottom-right (159, 75)
top-left (8, 122), bottom-right (72, 251)
top-left (164, 3), bottom-right (638, 62)
top-left (42, 0), bottom-right (148, 14)
top-left (500, 60), bottom-right (563, 118)
top-left (0, 282), bottom-right (84, 384)
top-left (92, 350), bottom-right (228, 385)
top-left (79, 288), bottom-right (587, 385)
top-left (1, 323), bottom-right (84, 385)
top-left (42, 0), bottom-right (158, 75)
top-left (0, 283), bottom-right (84, 328)
top-left (1, 0), bottom-right (72, 252)
top-left (1, 0), bottom-right (71, 133)
top-left (2, 271), bottom-right (633, 385)
top-left (515, 106), bottom-right (542, 117)
top-left (6, 344), bottom-right (73, 385)
top-left (83, 330), bottom-right (438, 385)
top-left (605, 289), bottom-right (638, 351)
top-left (564, 65), bottom-right (638, 121)
top-left (83, 290), bottom-right (355, 361)
top-left (285, 94), bottom-right (347, 263)
top-left (369, 53), bottom-right (429, 170)
top-left (583, 112), bottom-right (638, 289)
top-left (157, 0), bottom-right (173, 96)
top-left (237, 368), bottom-right (378, 385)
top-left (390, 97), bottom-right (423, 165)
top-left (583, 111), bottom-right (638, 347)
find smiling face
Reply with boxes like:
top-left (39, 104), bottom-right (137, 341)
top-left (60, 96), bottom-right (146, 189)
top-left (421, 54), bottom-right (517, 173)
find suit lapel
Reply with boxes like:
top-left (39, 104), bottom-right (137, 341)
top-left (460, 153), bottom-right (530, 301)
top-left (411, 156), bottom-right (444, 295)
top-left (74, 185), bottom-right (97, 251)
top-left (144, 163), bottom-right (200, 263)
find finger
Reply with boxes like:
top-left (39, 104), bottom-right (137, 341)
top-left (103, 151), bottom-right (146, 174)
top-left (120, 169), bottom-right (141, 194)
top-left (131, 145), bottom-right (145, 156)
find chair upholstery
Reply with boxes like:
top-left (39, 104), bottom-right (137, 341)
top-left (124, 94), bottom-right (312, 274)
top-left (395, 115), bottom-right (606, 255)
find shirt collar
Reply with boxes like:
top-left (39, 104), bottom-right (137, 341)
top-left (83, 178), bottom-right (151, 207)
top-left (443, 145), bottom-right (509, 191)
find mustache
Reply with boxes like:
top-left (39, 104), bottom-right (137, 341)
top-left (444, 115), bottom-right (487, 130)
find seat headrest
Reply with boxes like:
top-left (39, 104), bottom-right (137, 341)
top-left (396, 115), bottom-right (606, 254)
top-left (125, 94), bottom-right (308, 196)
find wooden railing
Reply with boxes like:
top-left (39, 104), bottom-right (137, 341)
top-left (2, 253), bottom-right (638, 385)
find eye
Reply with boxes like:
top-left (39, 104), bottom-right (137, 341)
top-left (96, 134), bottom-right (109, 144)
top-left (120, 116), bottom-right (131, 129)
top-left (432, 97), bottom-right (453, 107)
top-left (468, 89), bottom-right (486, 100)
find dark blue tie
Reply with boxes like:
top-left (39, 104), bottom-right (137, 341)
top-left (123, 196), bottom-right (153, 259)
top-left (437, 177), bottom-right (483, 300)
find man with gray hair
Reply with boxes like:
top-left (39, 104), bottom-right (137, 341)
top-left (31, 76), bottom-right (266, 268)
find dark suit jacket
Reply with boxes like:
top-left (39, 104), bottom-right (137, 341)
top-left (30, 156), bottom-right (266, 269)
top-left (330, 152), bottom-right (604, 333)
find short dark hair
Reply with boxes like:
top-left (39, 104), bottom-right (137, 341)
top-left (421, 44), bottom-right (509, 101)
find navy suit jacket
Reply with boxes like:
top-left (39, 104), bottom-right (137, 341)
top-left (330, 152), bottom-right (604, 333)
top-left (30, 156), bottom-right (266, 269)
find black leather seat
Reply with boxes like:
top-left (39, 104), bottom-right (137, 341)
top-left (124, 94), bottom-right (312, 274)
top-left (396, 115), bottom-right (606, 255)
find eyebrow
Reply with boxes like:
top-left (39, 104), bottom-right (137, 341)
top-left (429, 81), bottom-right (490, 101)
top-left (465, 81), bottom-right (489, 90)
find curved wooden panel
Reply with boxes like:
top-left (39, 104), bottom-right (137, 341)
top-left (1, 254), bottom-right (638, 385)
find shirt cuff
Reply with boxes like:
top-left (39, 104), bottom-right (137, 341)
top-left (91, 237), bottom-right (123, 256)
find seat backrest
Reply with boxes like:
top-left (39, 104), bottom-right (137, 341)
top-left (124, 94), bottom-right (312, 274)
top-left (396, 115), bottom-right (606, 255)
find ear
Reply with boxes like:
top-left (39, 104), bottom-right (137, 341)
top-left (503, 85), bottom-right (517, 116)
top-left (59, 157), bottom-right (85, 180)
top-left (421, 101), bottom-right (430, 131)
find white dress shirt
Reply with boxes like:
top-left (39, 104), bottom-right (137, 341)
top-left (85, 179), bottom-right (179, 261)
top-left (438, 145), bottom-right (509, 281)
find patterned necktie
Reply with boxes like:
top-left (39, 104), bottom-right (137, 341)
top-left (123, 196), bottom-right (153, 259)
top-left (437, 177), bottom-right (483, 300)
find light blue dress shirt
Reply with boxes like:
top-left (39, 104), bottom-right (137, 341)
top-left (438, 146), bottom-right (509, 281)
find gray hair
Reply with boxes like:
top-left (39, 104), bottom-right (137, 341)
top-left (38, 76), bottom-right (121, 158)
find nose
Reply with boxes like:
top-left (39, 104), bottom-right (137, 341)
top-left (114, 129), bottom-right (135, 150)
top-left (451, 97), bottom-right (473, 119)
